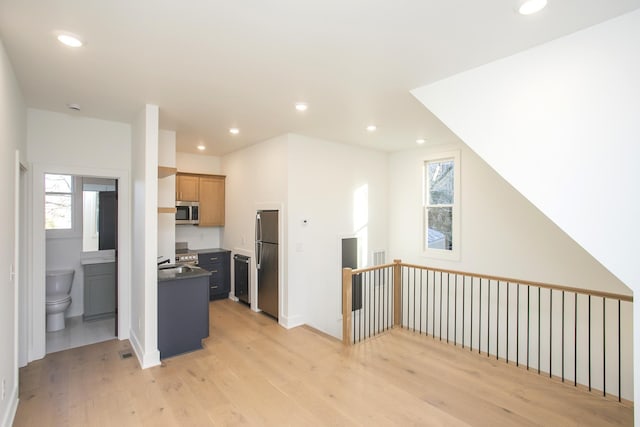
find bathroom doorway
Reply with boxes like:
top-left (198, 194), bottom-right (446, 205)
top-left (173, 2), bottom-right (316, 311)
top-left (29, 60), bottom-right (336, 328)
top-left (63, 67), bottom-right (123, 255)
top-left (44, 174), bottom-right (119, 354)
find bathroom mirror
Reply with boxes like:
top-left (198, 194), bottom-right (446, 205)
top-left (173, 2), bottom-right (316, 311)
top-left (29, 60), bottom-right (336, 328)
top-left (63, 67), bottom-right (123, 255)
top-left (82, 178), bottom-right (118, 252)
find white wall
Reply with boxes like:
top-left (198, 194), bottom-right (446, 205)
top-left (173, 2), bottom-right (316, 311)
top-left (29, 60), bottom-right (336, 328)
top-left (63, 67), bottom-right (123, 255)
top-left (176, 152), bottom-right (224, 249)
top-left (287, 134), bottom-right (388, 337)
top-left (130, 105), bottom-right (160, 368)
top-left (176, 152), bottom-right (222, 175)
top-left (412, 9), bottom-right (639, 406)
top-left (222, 135), bottom-right (289, 319)
top-left (390, 142), bottom-right (630, 295)
top-left (158, 129), bottom-right (176, 262)
top-left (27, 109), bottom-right (132, 169)
top-left (390, 141), bottom-right (632, 398)
top-left (0, 38), bottom-right (25, 427)
top-left (222, 133), bottom-right (388, 337)
top-left (175, 226), bottom-right (223, 250)
top-left (26, 109), bottom-right (133, 364)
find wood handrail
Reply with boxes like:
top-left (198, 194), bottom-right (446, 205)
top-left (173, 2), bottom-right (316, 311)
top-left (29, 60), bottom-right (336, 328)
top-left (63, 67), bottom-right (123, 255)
top-left (346, 261), bottom-right (632, 303)
top-left (350, 262), bottom-right (397, 275)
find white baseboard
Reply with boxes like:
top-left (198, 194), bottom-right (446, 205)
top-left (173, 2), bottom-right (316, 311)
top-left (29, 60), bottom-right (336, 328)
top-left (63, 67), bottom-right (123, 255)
top-left (279, 314), bottom-right (305, 329)
top-left (129, 329), bottom-right (161, 369)
top-left (1, 385), bottom-right (19, 427)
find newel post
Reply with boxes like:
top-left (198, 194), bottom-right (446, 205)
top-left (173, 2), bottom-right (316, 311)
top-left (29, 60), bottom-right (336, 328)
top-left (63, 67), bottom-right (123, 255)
top-left (342, 267), bottom-right (353, 345)
top-left (393, 259), bottom-right (402, 327)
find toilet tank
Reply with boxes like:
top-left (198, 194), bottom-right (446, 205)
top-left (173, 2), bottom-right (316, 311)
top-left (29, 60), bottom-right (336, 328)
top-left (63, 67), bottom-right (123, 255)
top-left (46, 269), bottom-right (75, 296)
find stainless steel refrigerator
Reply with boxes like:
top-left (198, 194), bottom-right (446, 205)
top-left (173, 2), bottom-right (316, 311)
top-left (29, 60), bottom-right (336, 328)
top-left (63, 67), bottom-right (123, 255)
top-left (256, 210), bottom-right (278, 319)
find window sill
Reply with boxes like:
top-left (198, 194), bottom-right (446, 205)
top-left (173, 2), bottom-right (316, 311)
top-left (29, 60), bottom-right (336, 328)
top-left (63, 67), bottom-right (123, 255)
top-left (45, 230), bottom-right (82, 240)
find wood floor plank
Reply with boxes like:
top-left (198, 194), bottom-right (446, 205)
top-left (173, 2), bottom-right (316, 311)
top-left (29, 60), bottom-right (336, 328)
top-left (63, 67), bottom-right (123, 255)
top-left (14, 299), bottom-right (632, 426)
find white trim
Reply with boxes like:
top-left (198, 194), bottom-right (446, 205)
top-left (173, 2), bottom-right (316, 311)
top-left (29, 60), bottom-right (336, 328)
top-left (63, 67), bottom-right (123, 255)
top-left (421, 150), bottom-right (461, 261)
top-left (0, 385), bottom-right (18, 427)
top-left (279, 313), bottom-right (305, 329)
top-left (18, 159), bottom-right (28, 368)
top-left (28, 162), bottom-right (131, 362)
top-left (10, 151), bottom-right (20, 427)
top-left (129, 328), bottom-right (160, 369)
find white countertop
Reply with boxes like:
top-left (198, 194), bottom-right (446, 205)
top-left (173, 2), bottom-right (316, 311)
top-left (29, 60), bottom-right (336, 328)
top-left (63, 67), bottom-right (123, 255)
top-left (80, 250), bottom-right (116, 265)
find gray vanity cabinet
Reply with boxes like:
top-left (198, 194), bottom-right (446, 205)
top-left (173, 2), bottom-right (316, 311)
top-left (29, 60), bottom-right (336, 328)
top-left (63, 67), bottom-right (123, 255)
top-left (83, 262), bottom-right (116, 321)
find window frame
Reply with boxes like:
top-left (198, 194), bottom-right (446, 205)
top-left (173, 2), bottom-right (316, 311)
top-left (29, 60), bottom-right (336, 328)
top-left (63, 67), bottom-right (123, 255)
top-left (422, 150), bottom-right (461, 261)
top-left (45, 174), bottom-right (82, 239)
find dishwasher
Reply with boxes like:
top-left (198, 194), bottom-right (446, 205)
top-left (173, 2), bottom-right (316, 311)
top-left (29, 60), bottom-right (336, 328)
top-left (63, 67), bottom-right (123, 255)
top-left (234, 254), bottom-right (250, 305)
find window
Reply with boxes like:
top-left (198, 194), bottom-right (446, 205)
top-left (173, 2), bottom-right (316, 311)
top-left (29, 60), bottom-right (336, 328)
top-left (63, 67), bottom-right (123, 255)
top-left (45, 174), bottom-right (73, 230)
top-left (423, 151), bottom-right (460, 259)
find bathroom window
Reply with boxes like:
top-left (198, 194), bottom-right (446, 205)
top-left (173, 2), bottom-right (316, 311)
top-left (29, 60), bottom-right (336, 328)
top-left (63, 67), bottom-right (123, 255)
top-left (45, 174), bottom-right (73, 230)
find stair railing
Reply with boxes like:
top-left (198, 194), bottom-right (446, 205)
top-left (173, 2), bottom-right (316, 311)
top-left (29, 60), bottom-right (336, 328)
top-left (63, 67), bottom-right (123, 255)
top-left (342, 259), bottom-right (633, 401)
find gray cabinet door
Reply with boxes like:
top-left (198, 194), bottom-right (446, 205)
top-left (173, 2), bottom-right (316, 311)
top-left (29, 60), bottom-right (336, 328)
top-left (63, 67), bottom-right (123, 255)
top-left (84, 262), bottom-right (116, 321)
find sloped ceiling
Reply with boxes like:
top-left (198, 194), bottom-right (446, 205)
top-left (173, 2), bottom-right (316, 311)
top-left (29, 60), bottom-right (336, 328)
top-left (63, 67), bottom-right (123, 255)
top-left (1, 0), bottom-right (639, 155)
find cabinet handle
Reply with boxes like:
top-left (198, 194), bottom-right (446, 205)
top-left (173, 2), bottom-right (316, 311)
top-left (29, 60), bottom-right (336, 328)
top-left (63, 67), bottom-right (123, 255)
top-left (210, 257), bottom-right (218, 261)
top-left (211, 270), bottom-right (218, 273)
top-left (211, 285), bottom-right (219, 289)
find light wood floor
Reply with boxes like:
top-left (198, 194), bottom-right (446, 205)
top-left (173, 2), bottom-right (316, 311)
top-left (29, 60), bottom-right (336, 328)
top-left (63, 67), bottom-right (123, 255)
top-left (15, 299), bottom-right (632, 426)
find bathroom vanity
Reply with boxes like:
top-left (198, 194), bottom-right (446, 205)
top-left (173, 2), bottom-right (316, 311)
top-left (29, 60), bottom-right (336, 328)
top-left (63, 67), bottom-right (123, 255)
top-left (82, 261), bottom-right (116, 321)
top-left (157, 265), bottom-right (211, 359)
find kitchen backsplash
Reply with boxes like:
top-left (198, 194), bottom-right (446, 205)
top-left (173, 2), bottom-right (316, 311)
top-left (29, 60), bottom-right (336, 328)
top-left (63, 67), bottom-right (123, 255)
top-left (175, 225), bottom-right (223, 249)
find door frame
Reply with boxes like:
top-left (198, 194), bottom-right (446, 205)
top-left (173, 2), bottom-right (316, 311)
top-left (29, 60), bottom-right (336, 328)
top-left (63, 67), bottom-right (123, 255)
top-left (27, 162), bottom-right (131, 362)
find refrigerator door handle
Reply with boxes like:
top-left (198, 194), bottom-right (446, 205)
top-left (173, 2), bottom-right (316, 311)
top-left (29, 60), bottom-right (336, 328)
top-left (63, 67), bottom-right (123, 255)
top-left (256, 213), bottom-right (262, 243)
top-left (256, 241), bottom-right (262, 270)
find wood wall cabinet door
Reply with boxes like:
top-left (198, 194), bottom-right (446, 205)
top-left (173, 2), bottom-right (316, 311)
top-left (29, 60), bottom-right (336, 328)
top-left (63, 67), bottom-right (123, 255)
top-left (199, 175), bottom-right (225, 226)
top-left (176, 174), bottom-right (199, 201)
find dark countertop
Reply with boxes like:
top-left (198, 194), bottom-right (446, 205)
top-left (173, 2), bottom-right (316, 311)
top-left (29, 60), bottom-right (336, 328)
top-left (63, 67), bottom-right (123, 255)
top-left (158, 265), bottom-right (211, 282)
top-left (191, 247), bottom-right (231, 254)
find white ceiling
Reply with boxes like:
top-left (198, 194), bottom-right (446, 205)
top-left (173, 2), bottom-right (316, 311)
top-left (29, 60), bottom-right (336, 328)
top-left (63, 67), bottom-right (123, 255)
top-left (1, 0), bottom-right (639, 155)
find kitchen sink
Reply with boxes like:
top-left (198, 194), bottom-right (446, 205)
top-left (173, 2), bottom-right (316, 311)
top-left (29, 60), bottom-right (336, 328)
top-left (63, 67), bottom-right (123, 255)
top-left (158, 264), bottom-right (194, 274)
top-left (158, 263), bottom-right (210, 282)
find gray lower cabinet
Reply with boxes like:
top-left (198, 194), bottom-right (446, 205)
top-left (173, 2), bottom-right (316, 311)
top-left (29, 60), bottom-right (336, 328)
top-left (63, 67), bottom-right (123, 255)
top-left (198, 250), bottom-right (231, 300)
top-left (158, 275), bottom-right (209, 359)
top-left (83, 262), bottom-right (116, 321)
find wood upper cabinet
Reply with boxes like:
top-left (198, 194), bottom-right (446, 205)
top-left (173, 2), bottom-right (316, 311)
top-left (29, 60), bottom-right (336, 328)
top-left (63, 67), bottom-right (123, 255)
top-left (199, 175), bottom-right (225, 226)
top-left (176, 174), bottom-right (199, 201)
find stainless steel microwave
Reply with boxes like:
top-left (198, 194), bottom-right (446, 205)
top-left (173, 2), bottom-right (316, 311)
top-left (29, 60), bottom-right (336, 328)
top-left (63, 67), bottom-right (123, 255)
top-left (176, 201), bottom-right (199, 225)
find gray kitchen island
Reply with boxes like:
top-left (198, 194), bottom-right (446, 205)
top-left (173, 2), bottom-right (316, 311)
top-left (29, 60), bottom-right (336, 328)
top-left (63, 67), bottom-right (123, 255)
top-left (158, 265), bottom-right (211, 359)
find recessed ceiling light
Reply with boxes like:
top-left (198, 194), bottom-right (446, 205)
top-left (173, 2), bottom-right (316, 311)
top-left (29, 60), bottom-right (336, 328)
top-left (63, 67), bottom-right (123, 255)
top-left (518, 0), bottom-right (547, 15)
top-left (366, 125), bottom-right (377, 132)
top-left (229, 128), bottom-right (239, 135)
top-left (416, 139), bottom-right (426, 145)
top-left (57, 34), bottom-right (83, 48)
top-left (295, 102), bottom-right (308, 112)
top-left (197, 145), bottom-right (206, 151)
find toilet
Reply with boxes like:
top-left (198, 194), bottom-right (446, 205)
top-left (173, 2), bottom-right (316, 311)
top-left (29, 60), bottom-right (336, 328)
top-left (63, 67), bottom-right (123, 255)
top-left (46, 269), bottom-right (74, 332)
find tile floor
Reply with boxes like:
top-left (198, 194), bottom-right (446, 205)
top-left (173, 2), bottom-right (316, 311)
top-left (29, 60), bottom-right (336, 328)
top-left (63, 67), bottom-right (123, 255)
top-left (46, 315), bottom-right (116, 354)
